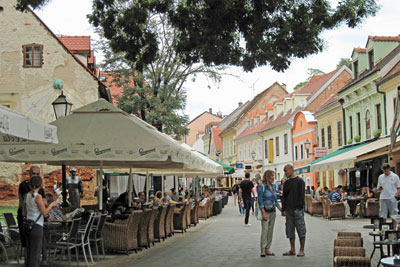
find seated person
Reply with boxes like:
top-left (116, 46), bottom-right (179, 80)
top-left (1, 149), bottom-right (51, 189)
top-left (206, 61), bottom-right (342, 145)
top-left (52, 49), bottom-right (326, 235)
top-left (111, 191), bottom-right (135, 213)
top-left (137, 192), bottom-right (146, 205)
top-left (45, 194), bottom-right (72, 221)
top-left (153, 191), bottom-right (164, 207)
top-left (330, 188), bottom-right (342, 203)
top-left (170, 188), bottom-right (178, 201)
top-left (201, 192), bottom-right (210, 205)
top-left (166, 190), bottom-right (178, 204)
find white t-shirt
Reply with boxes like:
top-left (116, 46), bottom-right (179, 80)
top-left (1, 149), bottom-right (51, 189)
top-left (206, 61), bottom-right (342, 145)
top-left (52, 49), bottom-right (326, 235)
top-left (378, 172), bottom-right (400, 199)
top-left (26, 192), bottom-right (44, 226)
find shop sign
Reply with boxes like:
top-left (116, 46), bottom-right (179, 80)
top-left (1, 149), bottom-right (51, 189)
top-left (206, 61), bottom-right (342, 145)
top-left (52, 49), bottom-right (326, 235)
top-left (314, 147), bottom-right (328, 158)
top-left (236, 163), bottom-right (243, 168)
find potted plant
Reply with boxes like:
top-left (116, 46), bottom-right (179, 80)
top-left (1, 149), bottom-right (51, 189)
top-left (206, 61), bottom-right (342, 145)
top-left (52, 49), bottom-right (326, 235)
top-left (354, 136), bottom-right (361, 142)
top-left (347, 139), bottom-right (353, 145)
top-left (373, 129), bottom-right (382, 139)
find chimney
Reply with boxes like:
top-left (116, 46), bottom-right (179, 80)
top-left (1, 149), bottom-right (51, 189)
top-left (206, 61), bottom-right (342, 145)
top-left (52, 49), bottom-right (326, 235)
top-left (238, 102), bottom-right (243, 107)
top-left (281, 83), bottom-right (287, 90)
top-left (209, 108), bottom-right (212, 114)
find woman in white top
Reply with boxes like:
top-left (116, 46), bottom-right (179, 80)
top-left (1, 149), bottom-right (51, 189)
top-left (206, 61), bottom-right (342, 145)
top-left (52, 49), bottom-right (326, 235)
top-left (23, 176), bottom-right (56, 267)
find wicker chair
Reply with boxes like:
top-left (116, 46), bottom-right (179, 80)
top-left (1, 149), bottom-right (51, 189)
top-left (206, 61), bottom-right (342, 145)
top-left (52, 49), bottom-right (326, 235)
top-left (208, 198), bottom-right (215, 217)
top-left (365, 199), bottom-right (379, 217)
top-left (165, 204), bottom-right (176, 237)
top-left (337, 232), bottom-right (362, 238)
top-left (174, 203), bottom-right (188, 233)
top-left (307, 195), bottom-right (323, 216)
top-left (185, 201), bottom-right (192, 228)
top-left (334, 256), bottom-right (371, 267)
top-left (148, 208), bottom-right (159, 247)
top-left (325, 199), bottom-right (345, 220)
top-left (334, 238), bottom-right (363, 247)
top-left (199, 199), bottom-right (210, 219)
top-left (304, 194), bottom-right (310, 213)
top-left (104, 210), bottom-right (142, 254)
top-left (334, 246), bottom-right (365, 257)
top-left (191, 200), bottom-right (200, 226)
top-left (138, 208), bottom-right (152, 248)
top-left (154, 205), bottom-right (167, 241)
top-left (320, 196), bottom-right (329, 218)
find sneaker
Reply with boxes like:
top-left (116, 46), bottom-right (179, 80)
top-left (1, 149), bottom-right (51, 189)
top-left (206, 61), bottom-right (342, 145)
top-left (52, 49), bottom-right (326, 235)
top-left (244, 224), bottom-right (251, 227)
top-left (252, 212), bottom-right (255, 216)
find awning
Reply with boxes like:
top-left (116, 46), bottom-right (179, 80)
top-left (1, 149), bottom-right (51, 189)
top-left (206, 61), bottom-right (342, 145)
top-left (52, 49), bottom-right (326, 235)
top-left (310, 137), bottom-right (391, 172)
top-left (197, 152), bottom-right (234, 174)
top-left (295, 165), bottom-right (310, 175)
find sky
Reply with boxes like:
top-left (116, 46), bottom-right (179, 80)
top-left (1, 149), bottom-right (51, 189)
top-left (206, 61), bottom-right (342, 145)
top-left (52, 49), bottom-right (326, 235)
top-left (35, 0), bottom-right (400, 121)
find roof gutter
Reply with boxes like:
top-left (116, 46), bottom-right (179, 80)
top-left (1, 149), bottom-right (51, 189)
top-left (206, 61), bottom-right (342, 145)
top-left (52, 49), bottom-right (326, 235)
top-left (339, 98), bottom-right (347, 144)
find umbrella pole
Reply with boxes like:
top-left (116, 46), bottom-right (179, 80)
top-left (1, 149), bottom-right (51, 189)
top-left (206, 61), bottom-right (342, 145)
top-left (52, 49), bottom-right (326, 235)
top-left (161, 172), bottom-right (164, 197)
top-left (146, 170), bottom-right (149, 201)
top-left (128, 168), bottom-right (133, 207)
top-left (99, 161), bottom-right (103, 211)
top-left (61, 164), bottom-right (68, 207)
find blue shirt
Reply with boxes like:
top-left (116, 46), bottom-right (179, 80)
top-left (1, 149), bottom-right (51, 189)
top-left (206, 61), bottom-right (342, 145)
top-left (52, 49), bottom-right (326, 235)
top-left (331, 192), bottom-right (341, 203)
top-left (257, 183), bottom-right (279, 209)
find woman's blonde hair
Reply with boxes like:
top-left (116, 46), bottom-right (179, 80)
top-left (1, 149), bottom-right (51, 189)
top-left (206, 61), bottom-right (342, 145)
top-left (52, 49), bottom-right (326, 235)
top-left (262, 170), bottom-right (274, 184)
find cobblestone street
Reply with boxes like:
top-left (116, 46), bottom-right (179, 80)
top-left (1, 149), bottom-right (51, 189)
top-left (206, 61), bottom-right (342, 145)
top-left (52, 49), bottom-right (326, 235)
top-left (92, 198), bottom-right (376, 267)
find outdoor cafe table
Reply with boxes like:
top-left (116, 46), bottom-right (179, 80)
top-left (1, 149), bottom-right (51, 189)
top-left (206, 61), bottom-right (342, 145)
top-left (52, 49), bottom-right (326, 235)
top-left (43, 220), bottom-right (72, 263)
top-left (381, 257), bottom-right (400, 267)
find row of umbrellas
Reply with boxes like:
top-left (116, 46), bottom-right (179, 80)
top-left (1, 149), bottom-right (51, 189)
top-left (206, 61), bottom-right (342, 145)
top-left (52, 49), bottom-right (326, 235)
top-left (0, 100), bottom-right (224, 208)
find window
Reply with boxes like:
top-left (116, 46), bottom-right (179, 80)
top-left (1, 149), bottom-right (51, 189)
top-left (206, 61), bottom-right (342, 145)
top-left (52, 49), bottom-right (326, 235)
top-left (23, 44), bottom-right (43, 67)
top-left (327, 125), bottom-right (332, 149)
top-left (268, 139), bottom-right (274, 163)
top-left (264, 140), bottom-right (268, 159)
top-left (254, 141), bottom-right (257, 159)
top-left (248, 143), bottom-right (250, 159)
top-left (239, 144), bottom-right (242, 161)
top-left (233, 140), bottom-right (236, 154)
top-left (337, 121), bottom-right (343, 147)
top-left (275, 137), bottom-right (279, 156)
top-left (321, 128), bottom-right (325, 147)
top-left (349, 116), bottom-right (354, 139)
top-left (353, 60), bottom-right (358, 79)
top-left (368, 50), bottom-right (374, 69)
top-left (284, 133), bottom-right (288, 154)
top-left (357, 112), bottom-right (361, 137)
top-left (394, 98), bottom-right (397, 113)
top-left (265, 112), bottom-right (269, 120)
top-left (300, 144), bottom-right (304, 160)
top-left (258, 140), bottom-right (262, 158)
top-left (257, 115), bottom-right (260, 125)
top-left (244, 143), bottom-right (247, 160)
top-left (251, 118), bottom-right (254, 127)
top-left (295, 145), bottom-right (298, 161)
top-left (365, 110), bottom-right (371, 139)
top-left (376, 104), bottom-right (382, 130)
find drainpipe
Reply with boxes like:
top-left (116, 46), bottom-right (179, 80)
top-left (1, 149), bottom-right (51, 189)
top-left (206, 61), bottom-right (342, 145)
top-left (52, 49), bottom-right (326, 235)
top-left (257, 133), bottom-right (265, 175)
top-left (376, 82), bottom-right (387, 136)
top-left (339, 99), bottom-right (347, 144)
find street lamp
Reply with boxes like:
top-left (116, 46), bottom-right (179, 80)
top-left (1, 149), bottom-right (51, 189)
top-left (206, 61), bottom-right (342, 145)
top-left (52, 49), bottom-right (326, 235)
top-left (304, 139), bottom-right (311, 150)
top-left (228, 156), bottom-right (232, 165)
top-left (52, 92), bottom-right (72, 119)
top-left (251, 150), bottom-right (256, 160)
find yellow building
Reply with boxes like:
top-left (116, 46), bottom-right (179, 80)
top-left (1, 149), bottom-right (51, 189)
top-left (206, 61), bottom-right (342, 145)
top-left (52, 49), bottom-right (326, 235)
top-left (313, 94), bottom-right (345, 188)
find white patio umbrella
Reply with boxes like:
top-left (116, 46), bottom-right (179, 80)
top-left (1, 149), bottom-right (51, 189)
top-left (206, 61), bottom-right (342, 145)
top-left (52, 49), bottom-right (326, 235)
top-left (0, 105), bottom-right (58, 144)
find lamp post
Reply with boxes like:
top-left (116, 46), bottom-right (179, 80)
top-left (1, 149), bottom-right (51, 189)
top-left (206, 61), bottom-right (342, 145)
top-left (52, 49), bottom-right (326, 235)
top-left (251, 150), bottom-right (256, 160)
top-left (304, 139), bottom-right (312, 158)
top-left (52, 79), bottom-right (73, 207)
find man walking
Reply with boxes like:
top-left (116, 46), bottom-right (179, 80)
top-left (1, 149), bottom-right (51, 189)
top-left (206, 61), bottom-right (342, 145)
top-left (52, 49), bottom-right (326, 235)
top-left (239, 172), bottom-right (254, 226)
top-left (232, 179), bottom-right (242, 215)
top-left (378, 163), bottom-right (400, 219)
top-left (282, 164), bottom-right (306, 257)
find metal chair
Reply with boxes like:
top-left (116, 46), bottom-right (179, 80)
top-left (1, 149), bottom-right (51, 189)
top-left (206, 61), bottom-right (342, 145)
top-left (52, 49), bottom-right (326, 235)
top-left (76, 213), bottom-right (96, 266)
top-left (3, 213), bottom-right (19, 231)
top-left (89, 213), bottom-right (107, 259)
top-left (0, 221), bottom-right (20, 266)
top-left (47, 218), bottom-right (81, 267)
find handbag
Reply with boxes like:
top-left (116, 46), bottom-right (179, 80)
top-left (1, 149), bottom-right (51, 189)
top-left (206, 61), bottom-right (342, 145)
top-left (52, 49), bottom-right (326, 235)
top-left (264, 204), bottom-right (275, 212)
top-left (23, 214), bottom-right (42, 232)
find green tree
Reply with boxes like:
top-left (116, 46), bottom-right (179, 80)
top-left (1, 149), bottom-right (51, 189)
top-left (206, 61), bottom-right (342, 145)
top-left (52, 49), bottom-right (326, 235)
top-left (337, 58), bottom-right (352, 69)
top-left (97, 15), bottom-right (223, 140)
top-left (293, 68), bottom-right (325, 90)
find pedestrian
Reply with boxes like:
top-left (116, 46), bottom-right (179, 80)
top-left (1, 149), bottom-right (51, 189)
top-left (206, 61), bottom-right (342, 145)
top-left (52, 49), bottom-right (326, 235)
top-left (17, 166), bottom-right (45, 253)
top-left (258, 170), bottom-right (282, 257)
top-left (23, 176), bottom-right (56, 267)
top-left (66, 167), bottom-right (83, 209)
top-left (282, 164), bottom-right (306, 257)
top-left (232, 179), bottom-right (242, 215)
top-left (239, 172), bottom-right (254, 226)
top-left (378, 163), bottom-right (400, 219)
top-left (251, 178), bottom-right (258, 216)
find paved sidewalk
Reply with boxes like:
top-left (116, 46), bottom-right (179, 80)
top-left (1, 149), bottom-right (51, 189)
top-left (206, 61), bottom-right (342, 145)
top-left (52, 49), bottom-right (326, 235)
top-left (94, 198), bottom-right (375, 267)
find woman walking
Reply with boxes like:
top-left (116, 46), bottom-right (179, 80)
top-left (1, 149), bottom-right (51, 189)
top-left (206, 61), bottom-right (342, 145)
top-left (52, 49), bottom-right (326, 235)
top-left (24, 176), bottom-right (56, 267)
top-left (257, 170), bottom-right (282, 257)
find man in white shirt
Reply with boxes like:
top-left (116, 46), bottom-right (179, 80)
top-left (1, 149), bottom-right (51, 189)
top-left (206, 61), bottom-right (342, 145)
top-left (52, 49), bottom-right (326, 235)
top-left (378, 163), bottom-right (400, 219)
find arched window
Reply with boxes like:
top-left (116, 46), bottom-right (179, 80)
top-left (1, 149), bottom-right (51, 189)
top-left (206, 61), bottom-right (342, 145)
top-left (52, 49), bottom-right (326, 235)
top-left (365, 110), bottom-right (371, 139)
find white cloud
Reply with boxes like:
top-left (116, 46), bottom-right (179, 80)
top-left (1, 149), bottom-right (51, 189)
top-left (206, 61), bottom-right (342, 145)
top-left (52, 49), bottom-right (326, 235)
top-left (35, 0), bottom-right (400, 120)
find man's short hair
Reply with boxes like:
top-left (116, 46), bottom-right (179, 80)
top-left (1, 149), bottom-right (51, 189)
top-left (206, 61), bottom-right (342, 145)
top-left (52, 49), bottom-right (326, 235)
top-left (382, 163), bottom-right (391, 170)
top-left (29, 166), bottom-right (40, 176)
top-left (245, 172), bottom-right (250, 178)
top-left (138, 191), bottom-right (145, 197)
top-left (284, 164), bottom-right (294, 171)
top-left (170, 188), bottom-right (176, 193)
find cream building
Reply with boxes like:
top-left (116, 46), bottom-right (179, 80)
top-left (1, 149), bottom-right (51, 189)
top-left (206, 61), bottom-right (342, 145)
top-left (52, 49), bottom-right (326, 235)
top-left (0, 1), bottom-right (111, 204)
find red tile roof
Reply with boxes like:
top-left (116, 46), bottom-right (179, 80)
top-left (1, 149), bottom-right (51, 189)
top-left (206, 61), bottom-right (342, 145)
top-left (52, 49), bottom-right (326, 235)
top-left (212, 128), bottom-right (223, 151)
top-left (100, 72), bottom-right (126, 106)
top-left (88, 50), bottom-right (95, 65)
top-left (236, 118), bottom-right (268, 139)
top-left (369, 35), bottom-right (400, 42)
top-left (58, 36), bottom-right (91, 51)
top-left (265, 103), bottom-right (273, 110)
top-left (383, 60), bottom-right (400, 81)
top-left (315, 93), bottom-right (338, 111)
top-left (353, 48), bottom-right (367, 53)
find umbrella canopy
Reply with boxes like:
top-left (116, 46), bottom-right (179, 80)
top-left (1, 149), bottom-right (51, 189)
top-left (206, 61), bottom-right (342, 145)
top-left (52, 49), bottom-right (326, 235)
top-left (197, 151), bottom-right (234, 174)
top-left (0, 105), bottom-right (58, 144)
top-left (0, 99), bottom-right (202, 170)
top-left (231, 169), bottom-right (247, 178)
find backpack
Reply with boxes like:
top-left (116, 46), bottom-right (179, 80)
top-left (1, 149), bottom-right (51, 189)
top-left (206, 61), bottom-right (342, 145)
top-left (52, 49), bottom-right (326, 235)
top-left (232, 184), bottom-right (239, 195)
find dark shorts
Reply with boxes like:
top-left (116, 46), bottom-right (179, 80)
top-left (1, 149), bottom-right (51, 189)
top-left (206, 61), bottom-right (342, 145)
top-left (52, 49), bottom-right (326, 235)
top-left (285, 208), bottom-right (306, 239)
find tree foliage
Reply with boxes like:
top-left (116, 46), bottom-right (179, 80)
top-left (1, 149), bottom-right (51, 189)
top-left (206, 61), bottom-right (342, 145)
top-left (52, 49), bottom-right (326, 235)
top-left (88, 0), bottom-right (378, 72)
top-left (97, 15), bottom-right (223, 140)
top-left (337, 58), bottom-right (352, 69)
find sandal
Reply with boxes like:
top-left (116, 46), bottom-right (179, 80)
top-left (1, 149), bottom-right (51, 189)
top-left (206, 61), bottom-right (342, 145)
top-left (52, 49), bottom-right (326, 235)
top-left (297, 251), bottom-right (305, 257)
top-left (260, 252), bottom-right (266, 257)
top-left (282, 251), bottom-right (296, 256)
top-left (266, 251), bottom-right (275, 256)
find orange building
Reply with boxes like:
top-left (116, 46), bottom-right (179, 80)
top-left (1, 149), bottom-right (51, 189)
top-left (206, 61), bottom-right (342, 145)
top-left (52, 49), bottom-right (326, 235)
top-left (184, 109), bottom-right (223, 146)
top-left (292, 111), bottom-right (318, 187)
